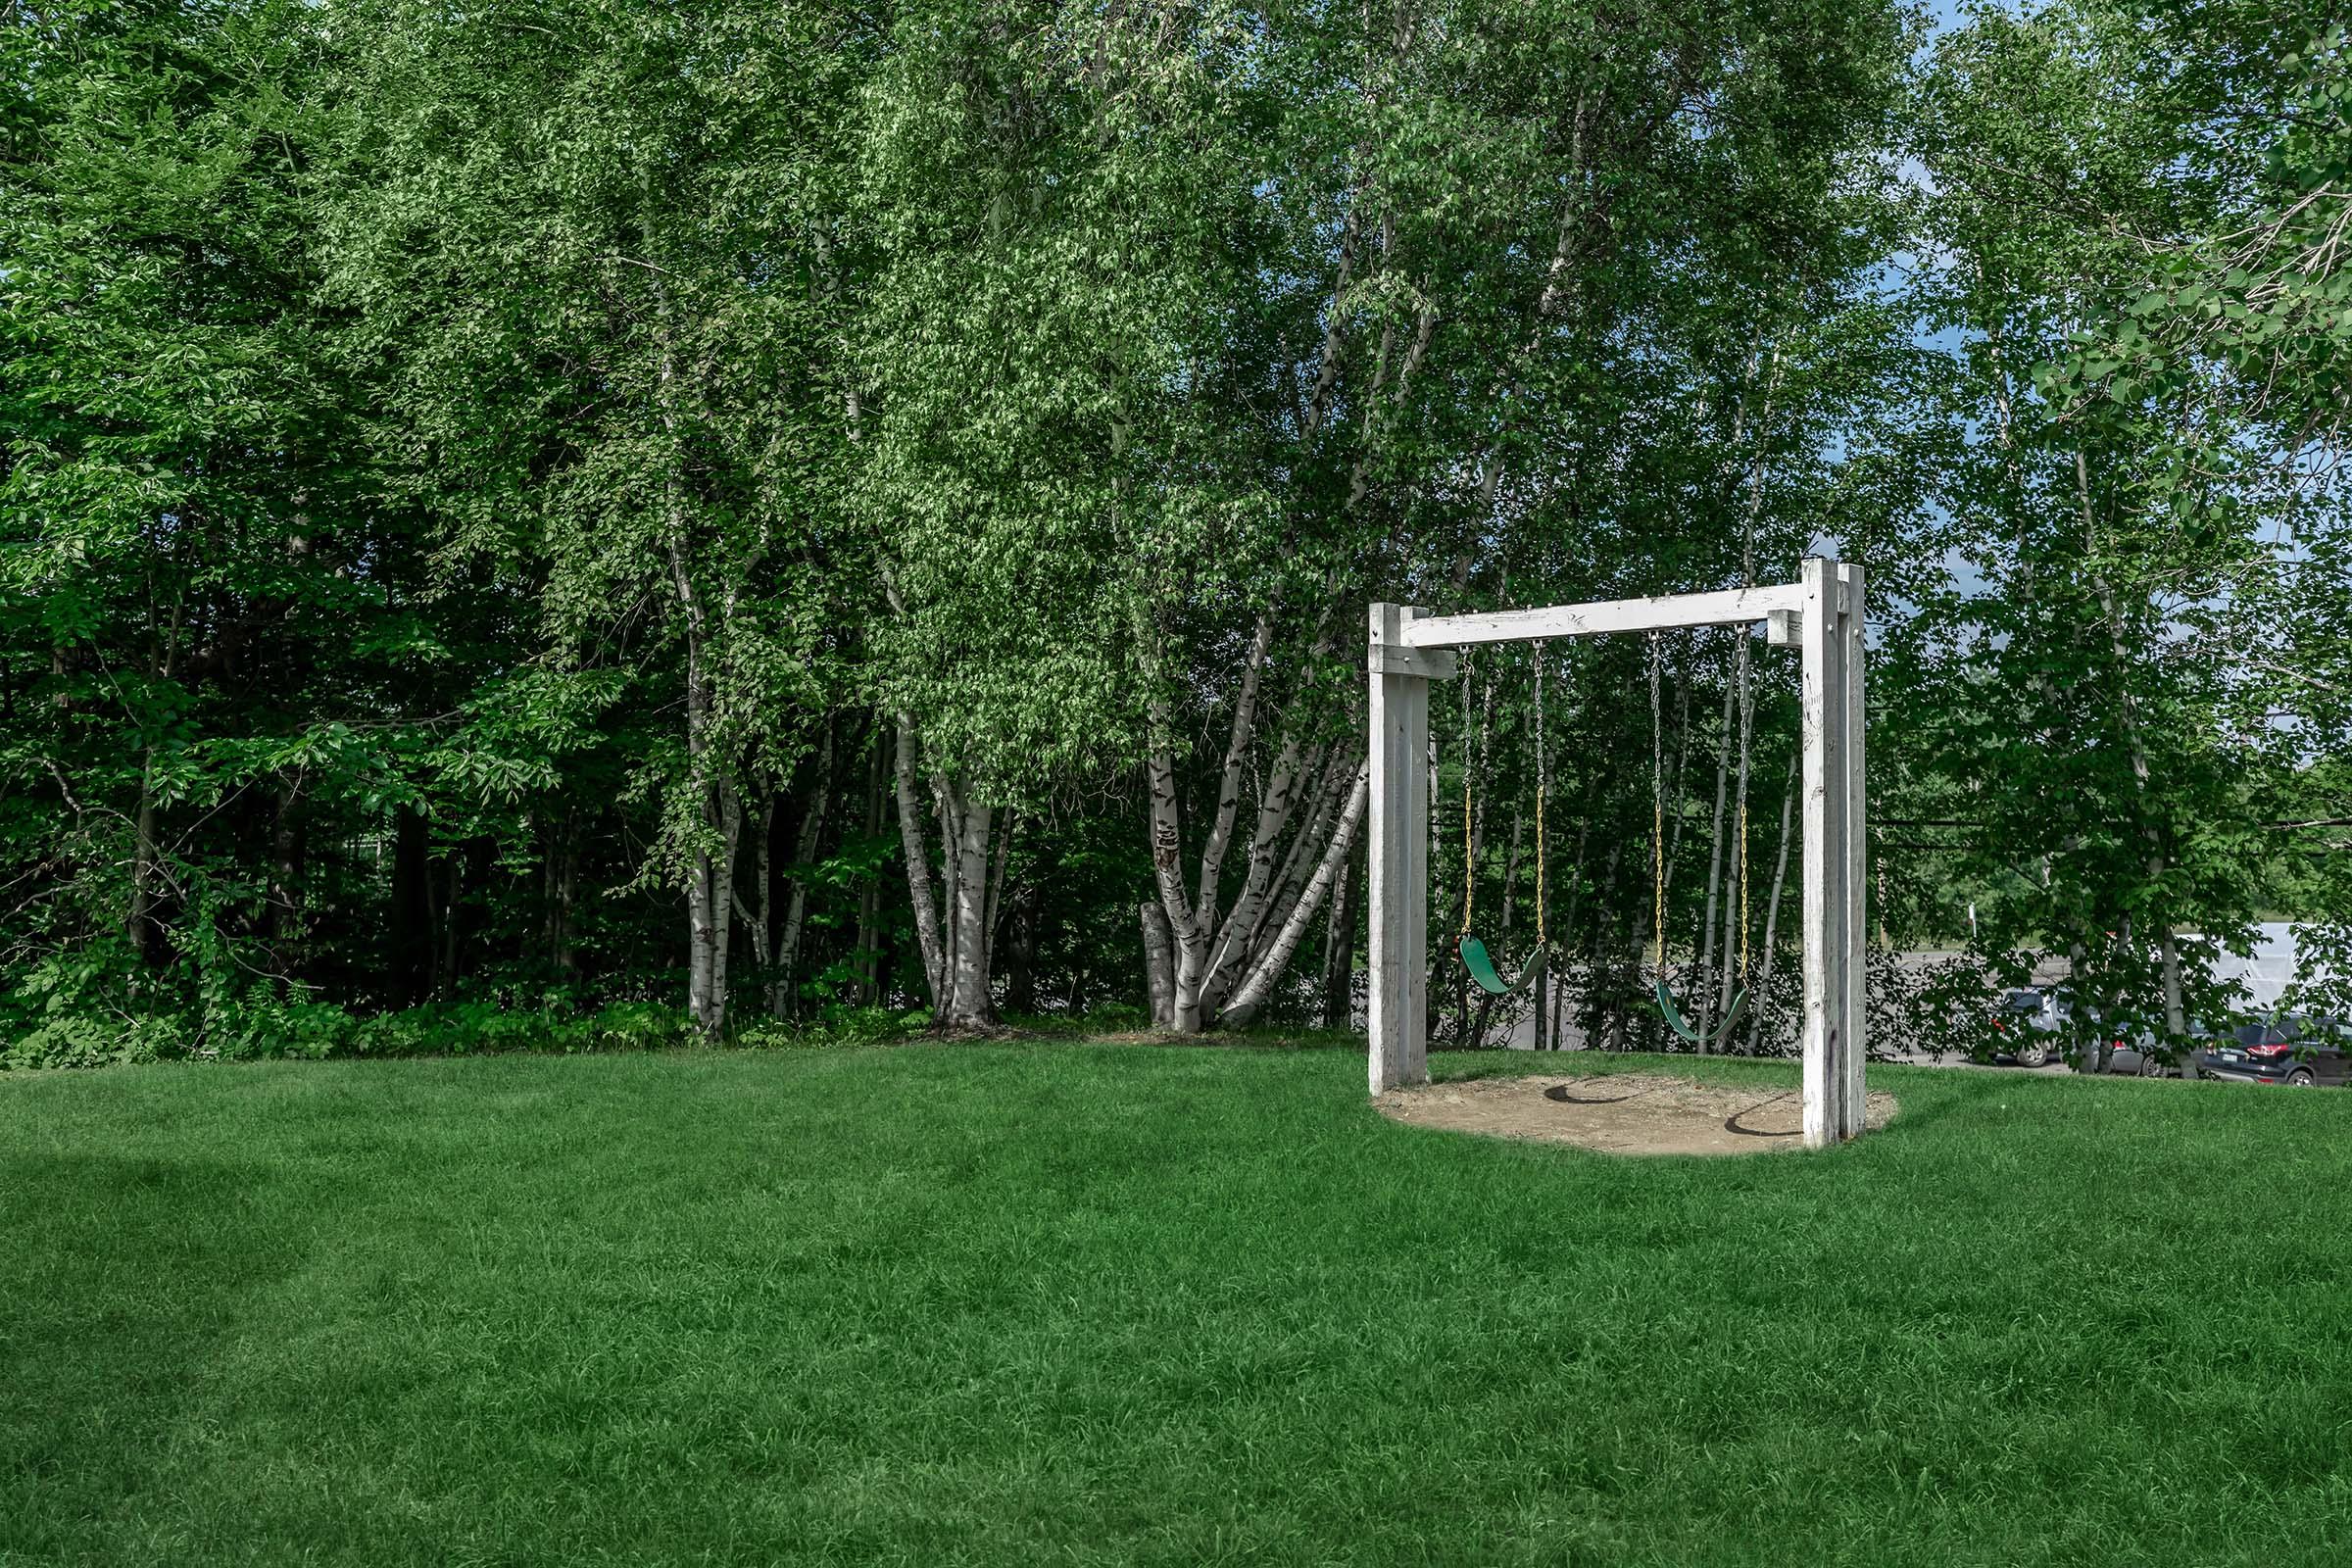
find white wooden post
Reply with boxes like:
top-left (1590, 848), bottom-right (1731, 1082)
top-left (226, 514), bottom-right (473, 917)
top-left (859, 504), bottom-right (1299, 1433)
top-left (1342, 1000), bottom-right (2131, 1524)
top-left (1368, 605), bottom-right (1449, 1093)
top-left (1798, 557), bottom-right (1847, 1148)
top-left (1838, 561), bottom-right (1869, 1139)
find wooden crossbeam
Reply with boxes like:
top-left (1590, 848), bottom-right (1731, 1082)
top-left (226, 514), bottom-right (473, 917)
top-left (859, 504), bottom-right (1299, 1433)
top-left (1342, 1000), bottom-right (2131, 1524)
top-left (1400, 584), bottom-right (1834, 649)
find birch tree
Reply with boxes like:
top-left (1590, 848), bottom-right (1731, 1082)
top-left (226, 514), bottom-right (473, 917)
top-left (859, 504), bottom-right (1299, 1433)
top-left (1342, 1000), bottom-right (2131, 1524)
top-left (1137, 0), bottom-right (1912, 1032)
top-left (324, 0), bottom-right (859, 1037)
top-left (855, 2), bottom-right (1274, 1028)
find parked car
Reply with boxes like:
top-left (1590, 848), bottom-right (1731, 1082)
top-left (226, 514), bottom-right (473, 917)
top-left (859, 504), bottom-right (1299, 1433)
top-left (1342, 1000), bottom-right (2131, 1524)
top-left (2195, 1014), bottom-right (2352, 1086)
top-left (1988, 987), bottom-right (2063, 1067)
top-left (1993, 989), bottom-right (2209, 1077)
top-left (1989, 986), bottom-right (2134, 1069)
top-left (2091, 1017), bottom-right (2221, 1078)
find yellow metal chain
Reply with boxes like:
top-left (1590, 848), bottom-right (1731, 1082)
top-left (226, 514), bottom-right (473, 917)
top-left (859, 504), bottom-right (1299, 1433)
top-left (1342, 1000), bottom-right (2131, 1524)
top-left (1460, 661), bottom-right (1474, 942)
top-left (1653, 789), bottom-right (1665, 971)
top-left (1739, 796), bottom-right (1749, 981)
top-left (1534, 642), bottom-right (1545, 948)
top-left (1650, 633), bottom-right (1665, 972)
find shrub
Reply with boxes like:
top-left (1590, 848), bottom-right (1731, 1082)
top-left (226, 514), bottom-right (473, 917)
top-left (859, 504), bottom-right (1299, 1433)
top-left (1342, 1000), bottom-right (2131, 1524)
top-left (1082, 1002), bottom-right (1150, 1032)
top-left (2, 991), bottom-right (947, 1070)
top-left (1867, 951), bottom-right (2000, 1060)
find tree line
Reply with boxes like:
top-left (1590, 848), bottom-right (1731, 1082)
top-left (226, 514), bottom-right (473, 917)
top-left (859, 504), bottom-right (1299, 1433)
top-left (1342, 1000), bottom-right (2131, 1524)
top-left (3, 0), bottom-right (2346, 1064)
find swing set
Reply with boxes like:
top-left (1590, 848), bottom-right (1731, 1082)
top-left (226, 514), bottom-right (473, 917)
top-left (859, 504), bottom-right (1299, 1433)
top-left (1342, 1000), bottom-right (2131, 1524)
top-left (1451, 633), bottom-right (1753, 1045)
top-left (1369, 559), bottom-right (1869, 1149)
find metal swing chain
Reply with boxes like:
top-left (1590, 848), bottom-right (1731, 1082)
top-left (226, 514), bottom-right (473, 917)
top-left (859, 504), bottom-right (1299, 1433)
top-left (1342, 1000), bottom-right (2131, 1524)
top-left (1649, 632), bottom-right (1665, 974)
top-left (1534, 641), bottom-right (1545, 950)
top-left (1737, 626), bottom-right (1754, 985)
top-left (1460, 652), bottom-right (1474, 943)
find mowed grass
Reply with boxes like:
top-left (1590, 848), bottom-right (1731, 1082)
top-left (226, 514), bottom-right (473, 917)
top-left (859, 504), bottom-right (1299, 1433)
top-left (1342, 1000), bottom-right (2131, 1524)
top-left (5, 1044), bottom-right (2350, 1567)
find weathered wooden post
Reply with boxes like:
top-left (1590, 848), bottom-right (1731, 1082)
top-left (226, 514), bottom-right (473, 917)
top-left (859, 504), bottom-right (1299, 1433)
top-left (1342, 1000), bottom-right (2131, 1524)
top-left (1797, 557), bottom-right (1848, 1148)
top-left (1367, 605), bottom-right (1453, 1093)
top-left (1838, 561), bottom-right (1869, 1139)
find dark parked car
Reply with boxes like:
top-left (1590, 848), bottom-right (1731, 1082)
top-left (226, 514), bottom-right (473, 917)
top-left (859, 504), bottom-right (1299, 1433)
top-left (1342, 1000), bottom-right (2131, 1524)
top-left (2196, 1014), bottom-right (2352, 1086)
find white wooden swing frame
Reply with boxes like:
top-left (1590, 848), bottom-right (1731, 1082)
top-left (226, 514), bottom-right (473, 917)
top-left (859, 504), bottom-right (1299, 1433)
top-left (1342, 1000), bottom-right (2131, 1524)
top-left (1367, 556), bottom-right (1869, 1148)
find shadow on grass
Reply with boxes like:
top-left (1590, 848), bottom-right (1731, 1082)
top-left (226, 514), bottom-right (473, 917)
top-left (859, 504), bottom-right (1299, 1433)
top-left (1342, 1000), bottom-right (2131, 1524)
top-left (1867, 1067), bottom-right (2010, 1137)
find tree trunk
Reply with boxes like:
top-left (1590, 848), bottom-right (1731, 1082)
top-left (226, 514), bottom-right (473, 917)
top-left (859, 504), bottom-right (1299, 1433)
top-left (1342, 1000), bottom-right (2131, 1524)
top-left (390, 807), bottom-right (434, 1006)
top-left (1144, 629), bottom-right (1364, 1033)
top-left (740, 797), bottom-right (775, 1018)
top-left (859, 731), bottom-right (886, 1004)
top-left (938, 788), bottom-right (996, 1030)
top-left (1319, 841), bottom-right (1362, 1031)
top-left (432, 854), bottom-right (458, 1001)
top-left (2161, 933), bottom-right (2185, 1041)
top-left (892, 715), bottom-right (948, 1005)
top-left (770, 722), bottom-right (837, 1017)
top-left (1222, 768), bottom-right (1369, 1028)
top-left (1208, 741), bottom-right (1348, 1016)
top-left (1712, 636), bottom-right (1757, 1040)
top-left (126, 748), bottom-right (166, 970)
top-left (1142, 901), bottom-right (1177, 1028)
top-left (1694, 659), bottom-right (1738, 1045)
top-left (1145, 733), bottom-right (1209, 1032)
top-left (648, 232), bottom-right (743, 1043)
top-left (682, 630), bottom-right (741, 1041)
top-left (2078, 448), bottom-right (2184, 1040)
top-left (1743, 753), bottom-right (1800, 1055)
top-left (888, 703), bottom-right (1002, 1035)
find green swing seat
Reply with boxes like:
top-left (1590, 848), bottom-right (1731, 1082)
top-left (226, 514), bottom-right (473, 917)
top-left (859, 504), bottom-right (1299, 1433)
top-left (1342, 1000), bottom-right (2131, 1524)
top-left (1460, 934), bottom-right (1542, 998)
top-left (1654, 977), bottom-right (1749, 1046)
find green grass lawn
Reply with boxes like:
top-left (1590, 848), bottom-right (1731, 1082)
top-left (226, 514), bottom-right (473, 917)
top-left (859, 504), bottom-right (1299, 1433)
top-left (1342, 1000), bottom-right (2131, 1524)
top-left (5, 1043), bottom-right (2350, 1567)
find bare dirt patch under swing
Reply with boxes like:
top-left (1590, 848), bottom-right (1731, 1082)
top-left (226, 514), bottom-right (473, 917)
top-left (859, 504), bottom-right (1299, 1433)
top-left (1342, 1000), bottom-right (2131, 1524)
top-left (1375, 1071), bottom-right (1899, 1155)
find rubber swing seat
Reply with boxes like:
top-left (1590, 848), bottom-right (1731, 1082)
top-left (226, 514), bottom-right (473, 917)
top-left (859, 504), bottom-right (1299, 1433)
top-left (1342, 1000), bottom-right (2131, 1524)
top-left (1460, 934), bottom-right (1542, 998)
top-left (1655, 977), bottom-right (1749, 1046)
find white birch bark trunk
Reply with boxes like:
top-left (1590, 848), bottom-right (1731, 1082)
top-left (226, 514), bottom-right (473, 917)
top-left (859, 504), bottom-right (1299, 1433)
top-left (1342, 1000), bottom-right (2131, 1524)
top-left (1141, 902), bottom-right (1177, 1028)
top-left (1744, 753), bottom-right (1800, 1055)
top-left (647, 229), bottom-right (746, 1041)
top-left (1694, 662), bottom-right (1737, 1041)
top-left (939, 789), bottom-right (995, 1030)
top-left (1145, 727), bottom-right (1209, 1032)
top-left (892, 716), bottom-right (947, 1005)
top-left (1716, 662), bottom-right (1754, 1021)
top-left (673, 509), bottom-right (739, 1038)
top-left (1224, 767), bottom-right (1370, 1026)
top-left (737, 798), bottom-right (774, 1017)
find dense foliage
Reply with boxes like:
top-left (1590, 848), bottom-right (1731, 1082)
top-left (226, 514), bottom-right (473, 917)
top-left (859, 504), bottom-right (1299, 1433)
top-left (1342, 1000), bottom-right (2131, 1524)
top-left (4, 0), bottom-right (2346, 1062)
